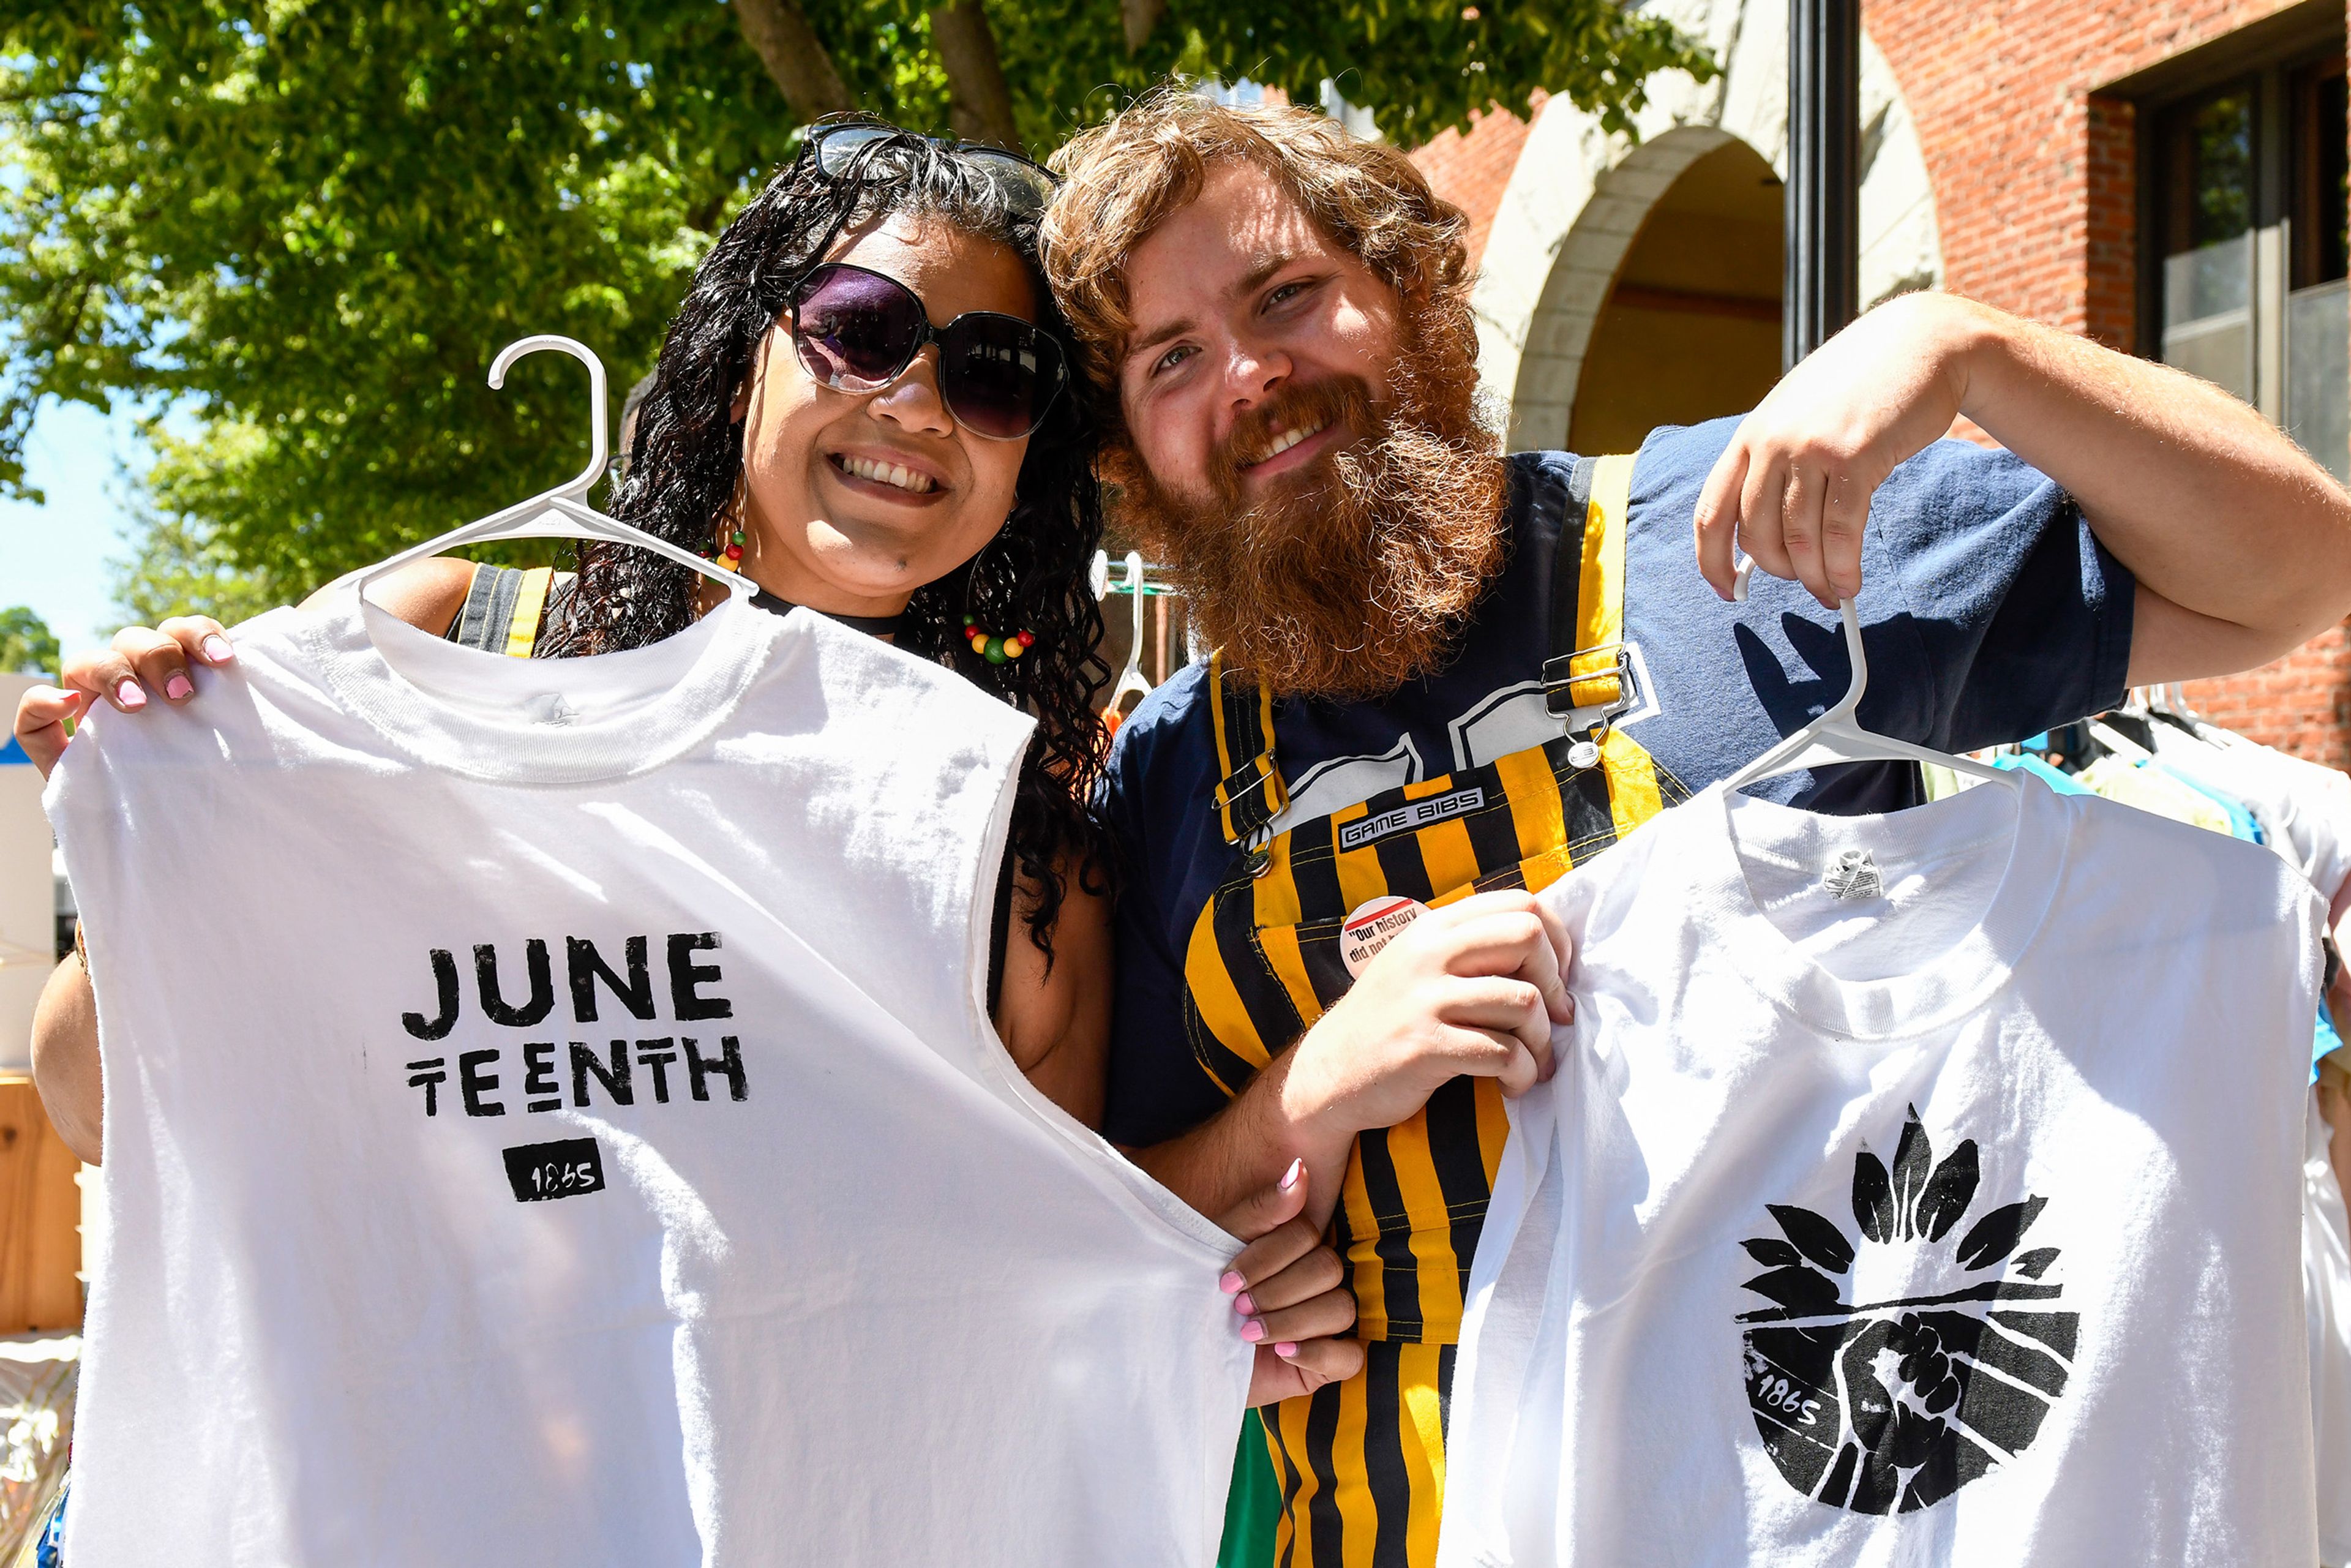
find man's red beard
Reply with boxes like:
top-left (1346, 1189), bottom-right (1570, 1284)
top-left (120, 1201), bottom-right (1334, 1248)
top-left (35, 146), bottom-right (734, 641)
top-left (1103, 320), bottom-right (1509, 701)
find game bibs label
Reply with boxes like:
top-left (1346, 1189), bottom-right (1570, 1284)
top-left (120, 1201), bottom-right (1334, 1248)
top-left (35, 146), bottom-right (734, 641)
top-left (1341, 896), bottom-right (1427, 978)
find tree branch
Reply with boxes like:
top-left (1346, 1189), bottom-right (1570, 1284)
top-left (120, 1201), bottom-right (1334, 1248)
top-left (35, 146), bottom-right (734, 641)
top-left (731, 0), bottom-right (855, 123)
top-left (1121, 0), bottom-right (1166, 54)
top-left (929, 0), bottom-right (1021, 149)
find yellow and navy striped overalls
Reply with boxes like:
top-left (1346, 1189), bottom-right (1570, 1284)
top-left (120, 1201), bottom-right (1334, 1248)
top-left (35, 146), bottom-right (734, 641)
top-left (1189, 455), bottom-right (1690, 1567)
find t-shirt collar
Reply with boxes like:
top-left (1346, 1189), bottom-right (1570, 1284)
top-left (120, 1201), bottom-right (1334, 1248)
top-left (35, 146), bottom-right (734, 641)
top-left (306, 585), bottom-right (781, 784)
top-left (1681, 770), bottom-right (2069, 1040)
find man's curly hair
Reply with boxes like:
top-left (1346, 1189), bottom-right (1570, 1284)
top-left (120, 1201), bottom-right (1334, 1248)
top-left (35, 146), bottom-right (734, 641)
top-left (1040, 88), bottom-right (1477, 441)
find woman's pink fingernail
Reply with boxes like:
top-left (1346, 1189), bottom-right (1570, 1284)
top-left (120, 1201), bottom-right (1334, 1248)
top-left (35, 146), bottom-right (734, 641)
top-left (201, 636), bottom-right (234, 663)
top-left (114, 680), bottom-right (144, 710)
top-left (1274, 1343), bottom-right (1299, 1359)
top-left (1233, 1292), bottom-right (1256, 1316)
top-left (1219, 1270), bottom-right (1245, 1294)
top-left (164, 674), bottom-right (193, 701)
top-left (1240, 1319), bottom-right (1266, 1343)
top-left (1280, 1158), bottom-right (1303, 1192)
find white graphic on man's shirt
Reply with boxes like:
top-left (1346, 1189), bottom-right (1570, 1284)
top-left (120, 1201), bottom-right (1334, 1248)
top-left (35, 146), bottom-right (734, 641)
top-left (1267, 732), bottom-right (1423, 837)
top-left (1263, 641), bottom-right (1665, 836)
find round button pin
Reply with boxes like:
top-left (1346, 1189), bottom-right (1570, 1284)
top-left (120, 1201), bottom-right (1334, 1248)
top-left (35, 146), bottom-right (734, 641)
top-left (1567, 738), bottom-right (1601, 770)
top-left (1341, 896), bottom-right (1427, 978)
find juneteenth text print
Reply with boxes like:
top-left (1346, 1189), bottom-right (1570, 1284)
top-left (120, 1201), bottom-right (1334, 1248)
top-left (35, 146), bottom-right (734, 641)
top-left (1736, 1110), bottom-right (2077, 1514)
top-left (398, 933), bottom-right (749, 1117)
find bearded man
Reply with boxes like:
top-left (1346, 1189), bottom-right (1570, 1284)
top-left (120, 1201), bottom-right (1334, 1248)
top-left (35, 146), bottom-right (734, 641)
top-left (1040, 92), bottom-right (2351, 1564)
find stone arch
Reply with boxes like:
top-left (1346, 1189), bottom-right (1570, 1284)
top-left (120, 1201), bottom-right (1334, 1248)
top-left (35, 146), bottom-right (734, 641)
top-left (1468, 0), bottom-right (1943, 451)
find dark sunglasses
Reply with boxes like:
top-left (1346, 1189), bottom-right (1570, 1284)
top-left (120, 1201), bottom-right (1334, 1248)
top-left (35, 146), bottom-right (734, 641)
top-left (786, 261), bottom-right (1070, 441)
top-left (806, 123), bottom-right (1059, 221)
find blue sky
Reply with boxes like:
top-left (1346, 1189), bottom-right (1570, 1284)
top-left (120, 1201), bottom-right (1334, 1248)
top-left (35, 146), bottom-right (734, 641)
top-left (1, 397), bottom-right (159, 654)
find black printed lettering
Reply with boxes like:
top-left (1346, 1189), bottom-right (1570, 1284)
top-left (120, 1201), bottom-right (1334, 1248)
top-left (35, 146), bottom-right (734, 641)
top-left (459, 1048), bottom-right (506, 1117)
top-left (569, 1040), bottom-right (632, 1108)
top-left (567, 935), bottom-right (655, 1023)
top-left (683, 1035), bottom-right (748, 1103)
top-left (401, 950), bottom-right (461, 1040)
top-left (522, 1041), bottom-right (560, 1112)
top-left (476, 940), bottom-right (555, 1028)
top-left (636, 1038), bottom-right (678, 1103)
top-left (666, 932), bottom-right (733, 1021)
top-left (405, 1058), bottom-right (448, 1116)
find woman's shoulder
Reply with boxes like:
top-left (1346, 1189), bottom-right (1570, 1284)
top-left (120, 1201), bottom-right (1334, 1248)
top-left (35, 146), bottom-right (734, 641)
top-left (296, 555), bottom-right (478, 635)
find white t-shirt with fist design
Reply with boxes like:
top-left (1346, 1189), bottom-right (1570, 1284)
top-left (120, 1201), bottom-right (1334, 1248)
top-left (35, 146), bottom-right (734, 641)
top-left (1440, 773), bottom-right (2323, 1567)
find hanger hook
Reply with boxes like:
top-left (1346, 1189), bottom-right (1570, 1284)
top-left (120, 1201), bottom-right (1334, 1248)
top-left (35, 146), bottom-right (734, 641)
top-left (1831, 598), bottom-right (1869, 720)
top-left (489, 334), bottom-right (609, 504)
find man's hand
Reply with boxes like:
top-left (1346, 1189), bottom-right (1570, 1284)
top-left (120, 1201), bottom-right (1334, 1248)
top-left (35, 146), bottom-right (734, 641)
top-left (1220, 1159), bottom-right (1363, 1405)
top-left (1125, 887), bottom-right (1575, 1245)
top-left (1693, 290), bottom-right (1973, 610)
top-left (1281, 890), bottom-right (1573, 1150)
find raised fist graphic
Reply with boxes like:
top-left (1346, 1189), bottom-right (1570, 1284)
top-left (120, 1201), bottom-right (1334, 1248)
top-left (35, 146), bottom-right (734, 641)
top-left (1736, 1110), bottom-right (2079, 1514)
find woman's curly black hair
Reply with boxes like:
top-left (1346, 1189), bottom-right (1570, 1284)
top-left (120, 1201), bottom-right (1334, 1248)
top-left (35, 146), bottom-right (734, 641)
top-left (541, 120), bottom-right (1115, 959)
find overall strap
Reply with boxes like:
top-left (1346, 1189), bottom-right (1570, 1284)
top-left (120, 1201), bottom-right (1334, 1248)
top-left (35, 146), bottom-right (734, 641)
top-left (1207, 650), bottom-right (1288, 850)
top-left (1543, 452), bottom-right (1640, 725)
top-left (444, 565), bottom-right (559, 658)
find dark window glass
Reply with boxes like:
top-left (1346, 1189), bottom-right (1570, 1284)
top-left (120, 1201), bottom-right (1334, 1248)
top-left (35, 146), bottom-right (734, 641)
top-left (2292, 56), bottom-right (2347, 288)
top-left (2166, 88), bottom-right (2255, 252)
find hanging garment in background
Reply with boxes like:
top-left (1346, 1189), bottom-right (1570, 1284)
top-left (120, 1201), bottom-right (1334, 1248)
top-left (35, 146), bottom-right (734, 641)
top-left (2075, 752), bottom-right (2235, 835)
top-left (48, 592), bottom-right (1251, 1567)
top-left (1441, 774), bottom-right (2322, 1568)
top-left (2148, 722), bottom-right (2351, 912)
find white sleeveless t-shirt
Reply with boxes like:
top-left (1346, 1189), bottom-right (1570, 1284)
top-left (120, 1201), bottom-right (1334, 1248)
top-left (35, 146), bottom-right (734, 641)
top-left (50, 591), bottom-right (1251, 1566)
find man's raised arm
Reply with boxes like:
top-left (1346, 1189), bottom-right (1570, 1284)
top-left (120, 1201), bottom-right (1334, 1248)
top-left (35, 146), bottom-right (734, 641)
top-left (1693, 290), bottom-right (2351, 681)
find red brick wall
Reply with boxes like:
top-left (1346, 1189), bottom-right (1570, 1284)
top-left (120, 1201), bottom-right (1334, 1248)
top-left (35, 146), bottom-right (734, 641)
top-left (1409, 94), bottom-right (1543, 271)
top-left (1862, 0), bottom-right (2298, 334)
top-left (2183, 627), bottom-right (2351, 768)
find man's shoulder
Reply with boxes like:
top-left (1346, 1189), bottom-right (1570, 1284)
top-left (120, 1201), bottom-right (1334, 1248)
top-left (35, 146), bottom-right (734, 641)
top-left (1105, 659), bottom-right (1220, 796)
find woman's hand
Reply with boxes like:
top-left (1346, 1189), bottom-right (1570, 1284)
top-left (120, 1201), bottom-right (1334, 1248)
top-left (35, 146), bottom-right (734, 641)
top-left (12, 616), bottom-right (233, 777)
top-left (1218, 1159), bottom-right (1363, 1406)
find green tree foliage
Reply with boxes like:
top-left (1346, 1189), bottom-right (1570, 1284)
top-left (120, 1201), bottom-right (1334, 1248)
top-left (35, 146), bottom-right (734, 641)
top-left (1, 0), bottom-right (1711, 615)
top-left (0, 606), bottom-right (60, 677)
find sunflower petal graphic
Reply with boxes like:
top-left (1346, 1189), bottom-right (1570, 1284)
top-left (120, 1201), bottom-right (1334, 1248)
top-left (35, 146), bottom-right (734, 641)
top-left (1957, 1196), bottom-right (2047, 1271)
top-left (1769, 1202), bottom-right (1856, 1274)
top-left (1853, 1151), bottom-right (1897, 1244)
top-left (1890, 1115), bottom-right (1935, 1239)
top-left (1913, 1141), bottom-right (1981, 1243)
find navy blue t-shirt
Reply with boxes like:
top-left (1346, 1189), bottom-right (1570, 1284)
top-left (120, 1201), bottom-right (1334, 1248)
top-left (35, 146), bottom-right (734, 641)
top-left (1099, 416), bottom-right (2137, 1146)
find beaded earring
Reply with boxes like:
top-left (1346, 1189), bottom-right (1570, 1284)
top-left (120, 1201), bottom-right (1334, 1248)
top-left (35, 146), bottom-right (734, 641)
top-left (711, 519), bottom-right (746, 571)
top-left (962, 615), bottom-right (1035, 665)
top-left (961, 526), bottom-right (1035, 664)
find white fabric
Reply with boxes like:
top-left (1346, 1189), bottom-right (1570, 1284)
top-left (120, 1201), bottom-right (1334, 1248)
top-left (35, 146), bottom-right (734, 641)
top-left (2310, 1097), bottom-right (2351, 1567)
top-left (1442, 775), bottom-right (2322, 1568)
top-left (50, 591), bottom-right (1251, 1567)
top-left (2152, 719), bottom-right (2351, 1534)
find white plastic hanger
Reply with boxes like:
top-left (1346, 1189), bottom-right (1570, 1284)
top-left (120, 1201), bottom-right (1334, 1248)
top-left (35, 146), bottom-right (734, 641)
top-left (1722, 561), bottom-right (2013, 793)
top-left (2086, 718), bottom-right (2154, 765)
top-left (1105, 550), bottom-right (1153, 716)
top-left (339, 335), bottom-right (753, 602)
